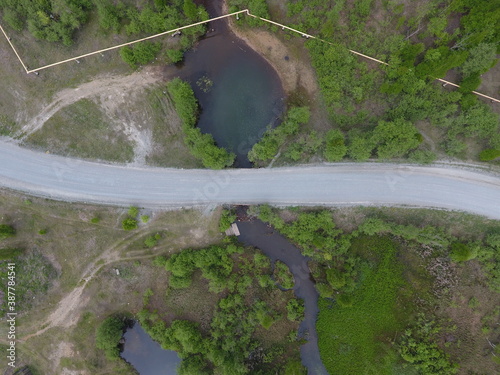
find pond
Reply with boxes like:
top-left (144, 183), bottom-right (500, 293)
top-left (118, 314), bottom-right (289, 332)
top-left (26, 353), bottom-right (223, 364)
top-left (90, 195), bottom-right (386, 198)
top-left (121, 322), bottom-right (181, 375)
top-left (236, 212), bottom-right (329, 375)
top-left (176, 0), bottom-right (285, 167)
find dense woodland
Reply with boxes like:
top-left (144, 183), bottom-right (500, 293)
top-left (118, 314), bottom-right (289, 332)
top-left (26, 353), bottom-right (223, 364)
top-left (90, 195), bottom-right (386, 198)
top-left (234, 0), bottom-right (500, 165)
top-left (0, 0), bottom-right (207, 66)
top-left (1, 0), bottom-right (498, 166)
top-left (94, 243), bottom-right (306, 374)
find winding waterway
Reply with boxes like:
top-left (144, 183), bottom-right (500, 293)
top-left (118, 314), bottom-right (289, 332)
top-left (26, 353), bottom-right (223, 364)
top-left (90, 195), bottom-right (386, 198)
top-left (236, 214), bottom-right (329, 375)
top-left (176, 0), bottom-right (285, 167)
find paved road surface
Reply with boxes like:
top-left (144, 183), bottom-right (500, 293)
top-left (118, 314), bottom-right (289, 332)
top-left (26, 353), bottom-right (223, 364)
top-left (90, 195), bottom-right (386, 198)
top-left (1, 140), bottom-right (500, 219)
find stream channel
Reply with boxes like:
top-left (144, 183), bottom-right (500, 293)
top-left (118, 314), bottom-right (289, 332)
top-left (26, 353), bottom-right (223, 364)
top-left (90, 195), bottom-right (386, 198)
top-left (122, 0), bottom-right (326, 372)
top-left (175, 0), bottom-right (285, 167)
top-left (122, 215), bottom-right (328, 375)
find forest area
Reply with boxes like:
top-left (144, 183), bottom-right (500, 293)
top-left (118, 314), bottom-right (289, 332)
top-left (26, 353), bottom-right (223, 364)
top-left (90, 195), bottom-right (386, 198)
top-left (232, 0), bottom-right (500, 166)
top-left (0, 0), bottom-right (207, 66)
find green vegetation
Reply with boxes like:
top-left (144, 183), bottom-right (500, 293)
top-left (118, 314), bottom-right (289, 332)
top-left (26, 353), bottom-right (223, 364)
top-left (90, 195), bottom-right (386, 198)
top-left (144, 233), bottom-right (161, 248)
top-left (273, 260), bottom-right (295, 289)
top-left (400, 315), bottom-right (458, 375)
top-left (248, 106), bottom-right (310, 164)
top-left (449, 242), bottom-right (477, 262)
top-left (120, 42), bottom-right (161, 69)
top-left (167, 78), bottom-right (235, 169)
top-left (141, 244), bottom-right (303, 374)
top-left (0, 224), bottom-right (15, 240)
top-left (219, 208), bottom-right (237, 232)
top-left (128, 206), bottom-right (139, 217)
top-left (254, 206), bottom-right (500, 374)
top-left (122, 218), bottom-right (138, 231)
top-left (95, 316), bottom-right (126, 360)
top-left (233, 0), bottom-right (500, 164)
top-left (286, 298), bottom-right (305, 321)
top-left (140, 215), bottom-right (150, 223)
top-left (0, 249), bottom-right (57, 314)
top-left (0, 0), bottom-right (208, 65)
top-left (0, 248), bottom-right (23, 260)
top-left (479, 149), bottom-right (500, 161)
top-left (317, 236), bottom-right (406, 373)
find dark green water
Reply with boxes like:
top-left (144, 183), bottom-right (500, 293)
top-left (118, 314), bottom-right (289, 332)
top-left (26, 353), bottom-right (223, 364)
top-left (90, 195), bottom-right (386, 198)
top-left (177, 1), bottom-right (285, 167)
top-left (121, 322), bottom-right (181, 375)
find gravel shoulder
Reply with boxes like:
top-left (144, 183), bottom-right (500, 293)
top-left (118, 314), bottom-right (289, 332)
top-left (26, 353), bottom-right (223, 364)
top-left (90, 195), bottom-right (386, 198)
top-left (1, 139), bottom-right (500, 219)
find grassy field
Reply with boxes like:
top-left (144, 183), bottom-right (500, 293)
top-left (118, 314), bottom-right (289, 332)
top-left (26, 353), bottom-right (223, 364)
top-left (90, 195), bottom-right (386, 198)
top-left (0, 189), bottom-right (222, 374)
top-left (254, 205), bottom-right (500, 375)
top-left (24, 99), bottom-right (135, 162)
top-left (317, 235), bottom-right (415, 374)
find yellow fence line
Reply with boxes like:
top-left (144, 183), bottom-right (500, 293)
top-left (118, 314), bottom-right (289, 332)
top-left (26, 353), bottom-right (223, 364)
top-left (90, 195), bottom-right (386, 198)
top-left (0, 24), bottom-right (28, 72)
top-left (246, 12), bottom-right (500, 104)
top-left (23, 10), bottom-right (248, 74)
top-left (0, 8), bottom-right (499, 103)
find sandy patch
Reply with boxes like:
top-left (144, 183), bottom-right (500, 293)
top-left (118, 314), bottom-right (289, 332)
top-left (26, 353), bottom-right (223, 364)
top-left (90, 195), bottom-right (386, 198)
top-left (17, 66), bottom-right (162, 138)
top-left (226, 8), bottom-right (319, 96)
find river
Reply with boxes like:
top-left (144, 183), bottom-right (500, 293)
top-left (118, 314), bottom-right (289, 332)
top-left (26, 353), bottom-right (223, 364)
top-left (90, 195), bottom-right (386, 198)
top-left (236, 212), bottom-right (329, 375)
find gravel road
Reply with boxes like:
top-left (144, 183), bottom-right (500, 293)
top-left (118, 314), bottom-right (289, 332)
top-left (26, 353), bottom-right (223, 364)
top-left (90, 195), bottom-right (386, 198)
top-left (1, 139), bottom-right (500, 219)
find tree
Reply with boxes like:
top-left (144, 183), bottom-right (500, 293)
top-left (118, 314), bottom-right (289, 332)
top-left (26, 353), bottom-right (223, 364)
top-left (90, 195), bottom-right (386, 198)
top-left (95, 316), bottom-right (125, 360)
top-left (461, 43), bottom-right (497, 77)
top-left (373, 119), bottom-right (421, 159)
top-left (347, 131), bottom-right (375, 161)
top-left (122, 218), bottom-right (138, 230)
top-left (324, 129), bottom-right (347, 161)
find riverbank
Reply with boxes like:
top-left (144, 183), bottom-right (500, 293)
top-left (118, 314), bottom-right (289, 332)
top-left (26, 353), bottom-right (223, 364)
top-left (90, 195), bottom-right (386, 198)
top-left (223, 1), bottom-right (319, 97)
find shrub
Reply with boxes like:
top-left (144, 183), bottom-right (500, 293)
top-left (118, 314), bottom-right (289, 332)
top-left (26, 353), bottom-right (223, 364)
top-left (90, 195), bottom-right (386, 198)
top-left (410, 150), bottom-right (437, 164)
top-left (166, 49), bottom-right (184, 63)
top-left (141, 215), bottom-right (150, 223)
top-left (128, 206), bottom-right (139, 217)
top-left (95, 316), bottom-right (126, 360)
top-left (324, 129), bottom-right (347, 162)
top-left (316, 282), bottom-right (334, 298)
top-left (120, 42), bottom-right (162, 69)
top-left (0, 224), bottom-right (15, 240)
top-left (399, 315), bottom-right (458, 375)
top-left (122, 218), bottom-right (138, 231)
top-left (90, 217), bottom-right (100, 224)
top-left (449, 242), bottom-right (477, 262)
top-left (254, 253), bottom-right (271, 270)
top-left (479, 149), bottom-right (500, 161)
top-left (286, 298), bottom-right (305, 321)
top-left (326, 268), bottom-right (346, 290)
top-left (167, 78), bottom-right (235, 169)
top-left (38, 229), bottom-right (47, 235)
top-left (144, 236), bottom-right (158, 248)
top-left (273, 261), bottom-right (295, 289)
top-left (219, 209), bottom-right (236, 232)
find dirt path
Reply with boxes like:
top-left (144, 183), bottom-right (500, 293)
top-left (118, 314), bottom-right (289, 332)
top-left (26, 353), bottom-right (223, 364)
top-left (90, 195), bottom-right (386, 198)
top-left (16, 66), bottom-right (163, 140)
top-left (19, 228), bottom-right (157, 341)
